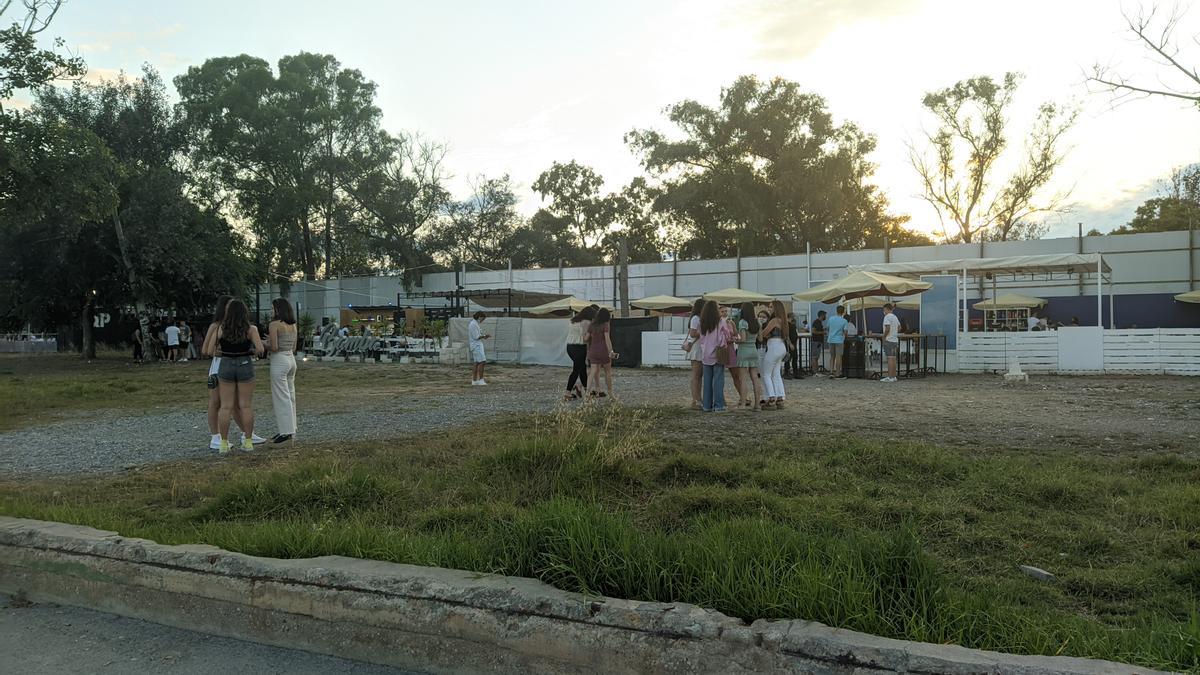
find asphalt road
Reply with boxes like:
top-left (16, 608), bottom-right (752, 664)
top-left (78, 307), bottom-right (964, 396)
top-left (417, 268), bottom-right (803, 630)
top-left (0, 594), bottom-right (422, 675)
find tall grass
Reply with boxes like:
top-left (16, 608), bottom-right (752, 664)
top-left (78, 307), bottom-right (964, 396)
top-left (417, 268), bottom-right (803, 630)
top-left (2, 404), bottom-right (1198, 670)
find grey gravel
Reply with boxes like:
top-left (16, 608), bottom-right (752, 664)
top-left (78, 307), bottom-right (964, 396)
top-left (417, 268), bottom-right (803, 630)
top-left (0, 594), bottom-right (418, 675)
top-left (0, 366), bottom-right (686, 477)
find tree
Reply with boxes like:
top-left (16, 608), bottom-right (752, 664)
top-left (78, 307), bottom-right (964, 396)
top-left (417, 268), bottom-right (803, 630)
top-left (530, 160), bottom-right (620, 260)
top-left (175, 53), bottom-right (392, 281)
top-left (627, 75), bottom-right (914, 257)
top-left (424, 175), bottom-right (522, 269)
top-left (8, 68), bottom-right (253, 357)
top-left (909, 73), bottom-right (1078, 243)
top-left (0, 0), bottom-right (85, 113)
top-left (1088, 5), bottom-right (1200, 110)
top-left (1111, 164), bottom-right (1200, 234)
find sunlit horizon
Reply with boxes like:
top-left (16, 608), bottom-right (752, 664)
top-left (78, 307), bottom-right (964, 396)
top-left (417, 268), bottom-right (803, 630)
top-left (20, 0), bottom-right (1200, 242)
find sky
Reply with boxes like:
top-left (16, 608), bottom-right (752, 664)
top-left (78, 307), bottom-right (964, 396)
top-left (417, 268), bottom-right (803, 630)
top-left (20, 0), bottom-right (1200, 238)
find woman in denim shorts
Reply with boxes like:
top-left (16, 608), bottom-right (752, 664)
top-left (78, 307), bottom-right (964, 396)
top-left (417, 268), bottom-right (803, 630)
top-left (214, 299), bottom-right (265, 453)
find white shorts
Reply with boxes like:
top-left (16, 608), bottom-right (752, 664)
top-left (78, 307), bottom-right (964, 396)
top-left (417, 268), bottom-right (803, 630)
top-left (470, 344), bottom-right (486, 363)
top-left (208, 357), bottom-right (221, 376)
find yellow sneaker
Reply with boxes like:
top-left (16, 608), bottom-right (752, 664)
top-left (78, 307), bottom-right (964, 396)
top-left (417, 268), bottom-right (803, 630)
top-left (218, 439), bottom-right (231, 454)
top-left (241, 437), bottom-right (254, 452)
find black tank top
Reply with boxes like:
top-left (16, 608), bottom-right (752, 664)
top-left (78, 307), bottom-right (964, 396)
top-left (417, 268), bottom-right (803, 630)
top-left (219, 333), bottom-right (253, 357)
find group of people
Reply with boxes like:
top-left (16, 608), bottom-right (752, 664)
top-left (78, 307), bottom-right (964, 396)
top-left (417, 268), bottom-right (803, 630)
top-left (132, 318), bottom-right (194, 364)
top-left (681, 298), bottom-right (791, 412)
top-left (199, 295), bottom-right (299, 453)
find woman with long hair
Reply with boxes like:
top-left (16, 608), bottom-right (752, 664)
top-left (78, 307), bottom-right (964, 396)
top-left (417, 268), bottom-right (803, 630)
top-left (564, 305), bottom-right (595, 401)
top-left (267, 297), bottom-right (298, 444)
top-left (683, 298), bottom-right (705, 409)
top-left (585, 307), bottom-right (616, 399)
top-left (214, 299), bottom-right (265, 453)
top-left (201, 296), bottom-right (262, 450)
top-left (758, 299), bottom-right (791, 410)
top-left (735, 301), bottom-right (763, 411)
top-left (697, 300), bottom-right (733, 413)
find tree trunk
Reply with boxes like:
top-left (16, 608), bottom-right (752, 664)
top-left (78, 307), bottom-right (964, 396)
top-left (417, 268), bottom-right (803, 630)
top-left (112, 209), bottom-right (154, 361)
top-left (301, 209), bottom-right (316, 280)
top-left (81, 297), bottom-right (96, 360)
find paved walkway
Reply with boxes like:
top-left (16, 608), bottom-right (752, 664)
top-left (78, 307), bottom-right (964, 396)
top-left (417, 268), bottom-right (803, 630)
top-left (0, 594), bottom-right (419, 675)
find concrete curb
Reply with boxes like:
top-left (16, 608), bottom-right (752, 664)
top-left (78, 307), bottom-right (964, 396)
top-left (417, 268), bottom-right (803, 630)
top-left (0, 517), bottom-right (1165, 674)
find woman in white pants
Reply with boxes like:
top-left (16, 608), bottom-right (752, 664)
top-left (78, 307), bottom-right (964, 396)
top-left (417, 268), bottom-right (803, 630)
top-left (267, 297), bottom-right (298, 443)
top-left (758, 299), bottom-right (791, 410)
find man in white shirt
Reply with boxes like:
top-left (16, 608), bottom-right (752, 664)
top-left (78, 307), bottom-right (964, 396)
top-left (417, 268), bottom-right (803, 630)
top-left (881, 303), bottom-right (901, 383)
top-left (164, 320), bottom-right (181, 363)
top-left (1027, 313), bottom-right (1040, 331)
top-left (468, 311), bottom-right (490, 385)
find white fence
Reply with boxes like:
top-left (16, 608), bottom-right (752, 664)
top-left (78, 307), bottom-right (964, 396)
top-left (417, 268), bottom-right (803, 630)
top-left (958, 328), bottom-right (1200, 375)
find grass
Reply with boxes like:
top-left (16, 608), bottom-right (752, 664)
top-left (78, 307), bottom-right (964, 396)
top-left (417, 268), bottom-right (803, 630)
top-left (0, 353), bottom-right (489, 431)
top-left (1, 405), bottom-right (1198, 670)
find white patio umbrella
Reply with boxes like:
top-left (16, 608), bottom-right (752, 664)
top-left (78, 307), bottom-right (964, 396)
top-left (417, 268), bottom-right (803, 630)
top-left (793, 271), bottom-right (931, 303)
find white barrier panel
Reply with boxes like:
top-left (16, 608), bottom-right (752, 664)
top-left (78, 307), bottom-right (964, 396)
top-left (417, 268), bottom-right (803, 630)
top-left (1161, 329), bottom-right (1200, 376)
top-left (960, 328), bottom-right (1200, 375)
top-left (520, 319), bottom-right (570, 367)
top-left (1103, 329), bottom-right (1161, 373)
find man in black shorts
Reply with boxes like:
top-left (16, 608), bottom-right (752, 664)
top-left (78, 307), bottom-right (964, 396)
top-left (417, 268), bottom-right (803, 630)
top-left (810, 310), bottom-right (827, 375)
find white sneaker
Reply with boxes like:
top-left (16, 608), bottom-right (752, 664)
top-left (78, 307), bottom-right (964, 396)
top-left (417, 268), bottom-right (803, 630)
top-left (209, 434), bottom-right (221, 450)
top-left (477, 379), bottom-right (487, 386)
top-left (471, 380), bottom-right (481, 386)
top-left (179, 358), bottom-right (189, 363)
top-left (248, 433), bottom-right (267, 445)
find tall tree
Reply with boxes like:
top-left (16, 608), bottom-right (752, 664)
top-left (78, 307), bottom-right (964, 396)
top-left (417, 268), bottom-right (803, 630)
top-left (175, 52), bottom-right (390, 281)
top-left (627, 75), bottom-right (912, 257)
top-left (0, 0), bottom-right (84, 113)
top-left (909, 72), bottom-right (1078, 243)
top-left (1111, 164), bottom-right (1200, 234)
top-left (531, 160), bottom-right (619, 259)
top-left (1088, 5), bottom-right (1200, 110)
top-left (14, 68), bottom-right (252, 356)
top-left (425, 175), bottom-right (522, 269)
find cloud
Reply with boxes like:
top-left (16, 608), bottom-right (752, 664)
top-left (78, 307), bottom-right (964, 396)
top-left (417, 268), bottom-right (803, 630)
top-left (1044, 179), bottom-right (1159, 235)
top-left (737, 0), bottom-right (924, 61)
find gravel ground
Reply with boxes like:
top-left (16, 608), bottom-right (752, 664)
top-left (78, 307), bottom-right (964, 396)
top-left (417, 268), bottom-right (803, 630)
top-left (0, 594), bottom-right (418, 674)
top-left (2, 363), bottom-right (1198, 477)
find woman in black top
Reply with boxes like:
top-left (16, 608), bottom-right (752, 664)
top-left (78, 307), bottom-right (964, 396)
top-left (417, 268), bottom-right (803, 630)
top-left (215, 299), bottom-right (265, 453)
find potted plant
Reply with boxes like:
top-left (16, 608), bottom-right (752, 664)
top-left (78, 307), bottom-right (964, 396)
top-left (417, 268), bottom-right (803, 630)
top-left (297, 313), bottom-right (315, 358)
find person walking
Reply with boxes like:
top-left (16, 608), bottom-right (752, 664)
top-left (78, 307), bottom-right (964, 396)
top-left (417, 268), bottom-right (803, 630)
top-left (758, 300), bottom-right (791, 409)
top-left (826, 305), bottom-right (849, 379)
top-left (201, 296), bottom-right (264, 450)
top-left (468, 311), bottom-right (490, 385)
top-left (564, 305), bottom-right (595, 401)
top-left (683, 298), bottom-right (704, 410)
top-left (783, 314), bottom-right (801, 379)
top-left (697, 300), bottom-right (732, 413)
top-left (214, 299), bottom-right (265, 453)
top-left (585, 307), bottom-right (616, 399)
top-left (881, 302), bottom-right (901, 383)
top-left (268, 297), bottom-right (298, 443)
top-left (734, 302), bottom-right (763, 411)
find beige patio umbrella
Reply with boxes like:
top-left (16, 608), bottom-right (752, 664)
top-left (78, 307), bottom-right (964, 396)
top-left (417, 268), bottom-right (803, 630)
top-left (703, 288), bottom-right (773, 304)
top-left (792, 271), bottom-right (931, 303)
top-left (631, 295), bottom-right (693, 312)
top-left (526, 296), bottom-right (611, 316)
top-left (1174, 290), bottom-right (1200, 304)
top-left (846, 296), bottom-right (921, 311)
top-left (972, 293), bottom-right (1047, 310)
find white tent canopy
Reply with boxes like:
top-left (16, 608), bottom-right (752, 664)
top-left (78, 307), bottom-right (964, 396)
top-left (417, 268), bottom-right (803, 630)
top-left (849, 253), bottom-right (1112, 277)
top-left (849, 253), bottom-right (1115, 330)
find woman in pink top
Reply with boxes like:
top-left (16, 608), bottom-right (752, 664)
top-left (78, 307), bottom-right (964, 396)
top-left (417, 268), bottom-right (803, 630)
top-left (697, 300), bottom-right (733, 412)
